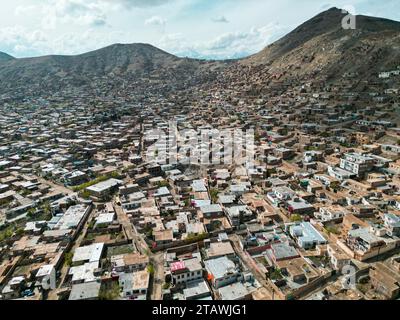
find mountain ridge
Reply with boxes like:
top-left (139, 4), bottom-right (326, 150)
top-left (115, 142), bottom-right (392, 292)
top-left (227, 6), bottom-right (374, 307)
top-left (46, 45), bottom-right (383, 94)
top-left (2, 8), bottom-right (400, 63)
top-left (0, 52), bottom-right (15, 63)
top-left (0, 7), bottom-right (399, 97)
top-left (245, 7), bottom-right (400, 65)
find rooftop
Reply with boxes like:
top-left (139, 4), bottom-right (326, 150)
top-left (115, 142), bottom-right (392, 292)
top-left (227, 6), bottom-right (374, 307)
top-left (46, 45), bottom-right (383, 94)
top-left (204, 256), bottom-right (238, 279)
top-left (218, 282), bottom-right (250, 300)
top-left (290, 222), bottom-right (327, 244)
top-left (73, 243), bottom-right (104, 264)
top-left (69, 281), bottom-right (101, 300)
top-left (183, 280), bottom-right (211, 300)
top-left (86, 178), bottom-right (123, 193)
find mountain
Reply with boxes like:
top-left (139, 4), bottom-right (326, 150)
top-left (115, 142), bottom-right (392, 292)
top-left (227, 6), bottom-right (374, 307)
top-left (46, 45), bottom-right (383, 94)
top-left (0, 43), bottom-right (229, 96)
top-left (0, 8), bottom-right (399, 97)
top-left (0, 52), bottom-right (14, 63)
top-left (246, 7), bottom-right (400, 64)
top-left (231, 7), bottom-right (400, 90)
top-left (0, 43), bottom-right (176, 85)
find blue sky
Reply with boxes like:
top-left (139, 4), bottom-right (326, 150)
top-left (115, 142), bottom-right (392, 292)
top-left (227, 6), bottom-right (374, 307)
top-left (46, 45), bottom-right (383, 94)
top-left (0, 0), bottom-right (399, 59)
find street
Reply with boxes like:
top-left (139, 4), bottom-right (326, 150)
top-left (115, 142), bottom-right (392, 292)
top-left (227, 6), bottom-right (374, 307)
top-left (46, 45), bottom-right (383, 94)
top-left (113, 200), bottom-right (164, 300)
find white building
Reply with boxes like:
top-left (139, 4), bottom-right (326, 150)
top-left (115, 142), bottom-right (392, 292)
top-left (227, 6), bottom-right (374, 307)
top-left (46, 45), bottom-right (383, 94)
top-left (316, 206), bottom-right (349, 222)
top-left (94, 212), bottom-right (115, 228)
top-left (35, 264), bottom-right (57, 290)
top-left (289, 222), bottom-right (328, 249)
top-left (204, 256), bottom-right (241, 289)
top-left (340, 153), bottom-right (374, 177)
top-left (119, 270), bottom-right (150, 299)
top-left (170, 257), bottom-right (203, 286)
top-left (327, 244), bottom-right (351, 270)
top-left (72, 243), bottom-right (104, 266)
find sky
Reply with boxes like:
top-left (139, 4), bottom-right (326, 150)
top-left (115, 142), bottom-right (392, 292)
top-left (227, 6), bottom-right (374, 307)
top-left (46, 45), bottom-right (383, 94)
top-left (0, 0), bottom-right (399, 60)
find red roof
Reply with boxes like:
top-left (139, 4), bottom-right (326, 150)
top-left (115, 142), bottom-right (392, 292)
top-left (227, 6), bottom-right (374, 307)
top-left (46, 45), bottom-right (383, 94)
top-left (170, 261), bottom-right (186, 272)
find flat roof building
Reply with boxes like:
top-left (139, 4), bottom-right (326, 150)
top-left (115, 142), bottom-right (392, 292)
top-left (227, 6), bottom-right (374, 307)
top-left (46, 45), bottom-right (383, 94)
top-left (289, 222), bottom-right (327, 249)
top-left (183, 280), bottom-right (212, 300)
top-left (72, 243), bottom-right (104, 266)
top-left (54, 204), bottom-right (90, 231)
top-left (204, 256), bottom-right (241, 289)
top-left (69, 282), bottom-right (101, 300)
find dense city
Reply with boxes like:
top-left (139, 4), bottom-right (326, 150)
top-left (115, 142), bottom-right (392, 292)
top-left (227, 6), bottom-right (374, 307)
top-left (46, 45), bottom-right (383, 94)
top-left (0, 57), bottom-right (399, 301)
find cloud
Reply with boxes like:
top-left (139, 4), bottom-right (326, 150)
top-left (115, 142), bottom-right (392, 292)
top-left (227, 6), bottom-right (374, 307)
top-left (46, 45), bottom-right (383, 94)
top-left (0, 26), bottom-right (49, 56)
top-left (36, 0), bottom-right (173, 30)
top-left (41, 0), bottom-right (107, 29)
top-left (145, 16), bottom-right (167, 26)
top-left (157, 23), bottom-right (286, 60)
top-left (5, 0), bottom-right (399, 60)
top-left (211, 16), bottom-right (229, 23)
top-left (15, 5), bottom-right (37, 16)
top-left (102, 0), bottom-right (172, 8)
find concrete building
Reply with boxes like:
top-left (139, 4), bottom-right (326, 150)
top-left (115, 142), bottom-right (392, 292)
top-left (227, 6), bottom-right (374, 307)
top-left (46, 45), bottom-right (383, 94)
top-left (183, 280), bottom-right (212, 300)
top-left (119, 270), bottom-right (150, 299)
top-left (289, 222), bottom-right (328, 249)
top-left (204, 256), bottom-right (241, 289)
top-left (170, 257), bottom-right (203, 286)
top-left (369, 262), bottom-right (400, 299)
top-left (69, 282), bottom-right (101, 300)
top-left (340, 153), bottom-right (375, 177)
top-left (72, 243), bottom-right (104, 266)
top-left (86, 178), bottom-right (123, 200)
top-left (35, 264), bottom-right (57, 291)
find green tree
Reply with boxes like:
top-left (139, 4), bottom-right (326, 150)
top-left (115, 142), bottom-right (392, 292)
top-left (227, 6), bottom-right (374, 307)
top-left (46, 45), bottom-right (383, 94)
top-left (269, 268), bottom-right (283, 280)
top-left (15, 228), bottom-right (25, 236)
top-left (325, 226), bottom-right (340, 235)
top-left (42, 201), bottom-right (51, 216)
top-left (147, 264), bottom-right (155, 275)
top-left (162, 282), bottom-right (171, 290)
top-left (185, 232), bottom-right (208, 244)
top-left (63, 252), bottom-right (73, 267)
top-left (290, 214), bottom-right (302, 222)
top-left (184, 198), bottom-right (191, 207)
top-left (99, 282), bottom-right (121, 300)
top-left (158, 181), bottom-right (170, 188)
top-left (210, 188), bottom-right (219, 203)
top-left (0, 227), bottom-right (14, 242)
top-left (80, 190), bottom-right (91, 199)
top-left (27, 208), bottom-right (36, 218)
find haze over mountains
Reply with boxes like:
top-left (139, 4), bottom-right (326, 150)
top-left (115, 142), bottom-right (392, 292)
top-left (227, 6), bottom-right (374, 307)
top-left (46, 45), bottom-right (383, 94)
top-left (0, 7), bottom-right (399, 96)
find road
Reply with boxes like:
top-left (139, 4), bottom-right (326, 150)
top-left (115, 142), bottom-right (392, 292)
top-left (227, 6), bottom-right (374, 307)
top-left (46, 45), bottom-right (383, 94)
top-left (35, 173), bottom-right (166, 299)
top-left (33, 175), bottom-right (85, 300)
top-left (229, 234), bottom-right (277, 300)
top-left (114, 200), bottom-right (164, 300)
top-left (150, 252), bottom-right (165, 300)
top-left (33, 174), bottom-right (76, 196)
top-left (114, 201), bottom-right (138, 251)
top-left (47, 205), bottom-right (96, 300)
